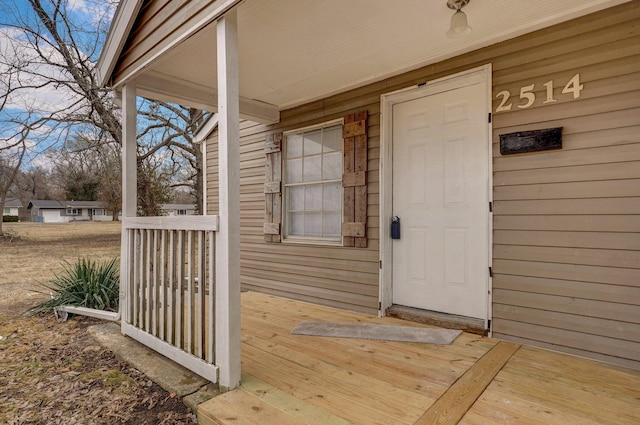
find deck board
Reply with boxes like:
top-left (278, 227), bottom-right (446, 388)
top-left (241, 311), bottom-right (475, 393)
top-left (415, 341), bottom-right (520, 425)
top-left (198, 292), bottom-right (640, 425)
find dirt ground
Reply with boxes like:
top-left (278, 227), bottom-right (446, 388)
top-left (0, 222), bottom-right (197, 424)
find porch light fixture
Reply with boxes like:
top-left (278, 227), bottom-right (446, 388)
top-left (446, 0), bottom-right (472, 38)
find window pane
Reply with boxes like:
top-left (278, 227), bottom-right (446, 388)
top-left (323, 182), bottom-right (341, 210)
top-left (287, 134), bottom-right (303, 158)
top-left (323, 152), bottom-right (342, 180)
top-left (304, 130), bottom-right (322, 156)
top-left (303, 156), bottom-right (321, 182)
top-left (288, 186), bottom-right (304, 211)
top-left (323, 126), bottom-right (342, 153)
top-left (284, 121), bottom-right (345, 243)
top-left (286, 158), bottom-right (302, 183)
top-left (305, 184), bottom-right (322, 210)
top-left (289, 212), bottom-right (304, 236)
top-left (323, 211), bottom-right (341, 237)
top-left (305, 212), bottom-right (322, 237)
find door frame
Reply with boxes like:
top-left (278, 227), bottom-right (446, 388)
top-left (378, 64), bottom-right (493, 329)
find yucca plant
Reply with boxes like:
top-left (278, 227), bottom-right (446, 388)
top-left (29, 258), bottom-right (120, 315)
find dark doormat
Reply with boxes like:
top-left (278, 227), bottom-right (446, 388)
top-left (291, 322), bottom-right (462, 345)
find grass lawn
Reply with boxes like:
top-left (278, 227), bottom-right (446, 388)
top-left (0, 221), bottom-right (121, 317)
top-left (0, 221), bottom-right (197, 424)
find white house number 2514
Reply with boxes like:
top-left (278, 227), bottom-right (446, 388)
top-left (495, 73), bottom-right (583, 113)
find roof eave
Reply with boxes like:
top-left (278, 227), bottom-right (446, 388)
top-left (193, 114), bottom-right (219, 144)
top-left (96, 0), bottom-right (144, 88)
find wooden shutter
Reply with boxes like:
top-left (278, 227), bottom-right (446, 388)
top-left (264, 132), bottom-right (283, 242)
top-left (342, 111), bottom-right (368, 248)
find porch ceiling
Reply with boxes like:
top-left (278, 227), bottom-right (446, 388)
top-left (132, 0), bottom-right (629, 119)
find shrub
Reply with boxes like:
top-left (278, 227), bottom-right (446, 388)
top-left (2, 215), bottom-right (19, 222)
top-left (29, 257), bottom-right (120, 315)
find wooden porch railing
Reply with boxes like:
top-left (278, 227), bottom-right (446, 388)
top-left (121, 216), bottom-right (220, 383)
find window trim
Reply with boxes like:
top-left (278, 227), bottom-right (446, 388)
top-left (282, 118), bottom-right (344, 245)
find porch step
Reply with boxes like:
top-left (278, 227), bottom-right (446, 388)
top-left (386, 305), bottom-right (487, 335)
top-left (87, 323), bottom-right (219, 412)
top-left (198, 374), bottom-right (350, 425)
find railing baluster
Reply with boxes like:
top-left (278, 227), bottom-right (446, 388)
top-left (168, 230), bottom-right (175, 345)
top-left (196, 230), bottom-right (204, 359)
top-left (127, 228), bottom-right (135, 324)
top-left (140, 229), bottom-right (146, 329)
top-left (187, 230), bottom-right (194, 354)
top-left (176, 230), bottom-right (183, 350)
top-left (145, 229), bottom-right (151, 332)
top-left (152, 229), bottom-right (158, 336)
top-left (208, 230), bottom-right (215, 364)
top-left (133, 229), bottom-right (140, 328)
top-left (159, 229), bottom-right (166, 341)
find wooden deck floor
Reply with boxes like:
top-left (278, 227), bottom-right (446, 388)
top-left (198, 292), bottom-right (640, 425)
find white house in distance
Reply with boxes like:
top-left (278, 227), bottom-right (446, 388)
top-left (2, 199), bottom-right (23, 217)
top-left (161, 203), bottom-right (197, 216)
top-left (28, 200), bottom-right (114, 223)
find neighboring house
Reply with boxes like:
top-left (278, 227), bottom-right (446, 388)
top-left (161, 203), bottom-right (197, 216)
top-left (2, 199), bottom-right (23, 217)
top-left (97, 0), bottom-right (640, 387)
top-left (67, 200), bottom-right (114, 222)
top-left (28, 200), bottom-right (114, 223)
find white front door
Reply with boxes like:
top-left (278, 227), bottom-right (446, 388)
top-left (390, 69), bottom-right (490, 320)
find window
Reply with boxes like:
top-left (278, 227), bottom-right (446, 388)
top-left (66, 208), bottom-right (80, 216)
top-left (263, 110), bottom-right (368, 247)
top-left (3, 208), bottom-right (9, 214)
top-left (283, 121), bottom-right (343, 243)
top-left (177, 209), bottom-right (187, 215)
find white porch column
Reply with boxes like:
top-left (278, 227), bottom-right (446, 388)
top-left (120, 81), bottom-right (137, 324)
top-left (215, 8), bottom-right (241, 391)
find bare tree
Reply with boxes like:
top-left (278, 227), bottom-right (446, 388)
top-left (0, 0), bottom-right (206, 216)
top-left (51, 134), bottom-right (123, 219)
top-left (137, 100), bottom-right (208, 213)
top-left (94, 142), bottom-right (122, 220)
top-left (0, 130), bottom-right (27, 237)
top-left (0, 0), bottom-right (121, 146)
top-left (12, 165), bottom-right (57, 204)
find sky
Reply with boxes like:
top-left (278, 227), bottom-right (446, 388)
top-left (0, 0), bottom-right (116, 169)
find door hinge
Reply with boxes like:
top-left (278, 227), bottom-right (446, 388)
top-left (378, 302), bottom-right (382, 311)
top-left (379, 260), bottom-right (382, 269)
top-left (487, 319), bottom-right (492, 331)
top-left (489, 201), bottom-right (493, 212)
top-left (489, 266), bottom-right (493, 278)
top-left (488, 112), bottom-right (492, 123)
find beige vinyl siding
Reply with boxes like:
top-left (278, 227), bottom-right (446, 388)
top-left (206, 116), bottom-right (381, 314)
top-left (204, 2), bottom-right (639, 367)
top-left (489, 3), bottom-right (640, 370)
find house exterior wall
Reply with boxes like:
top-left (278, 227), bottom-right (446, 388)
top-left (206, 121), bottom-right (381, 314)
top-left (205, 3), bottom-right (639, 369)
top-left (3, 207), bottom-right (19, 216)
top-left (92, 209), bottom-right (113, 221)
top-left (488, 4), bottom-right (639, 370)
